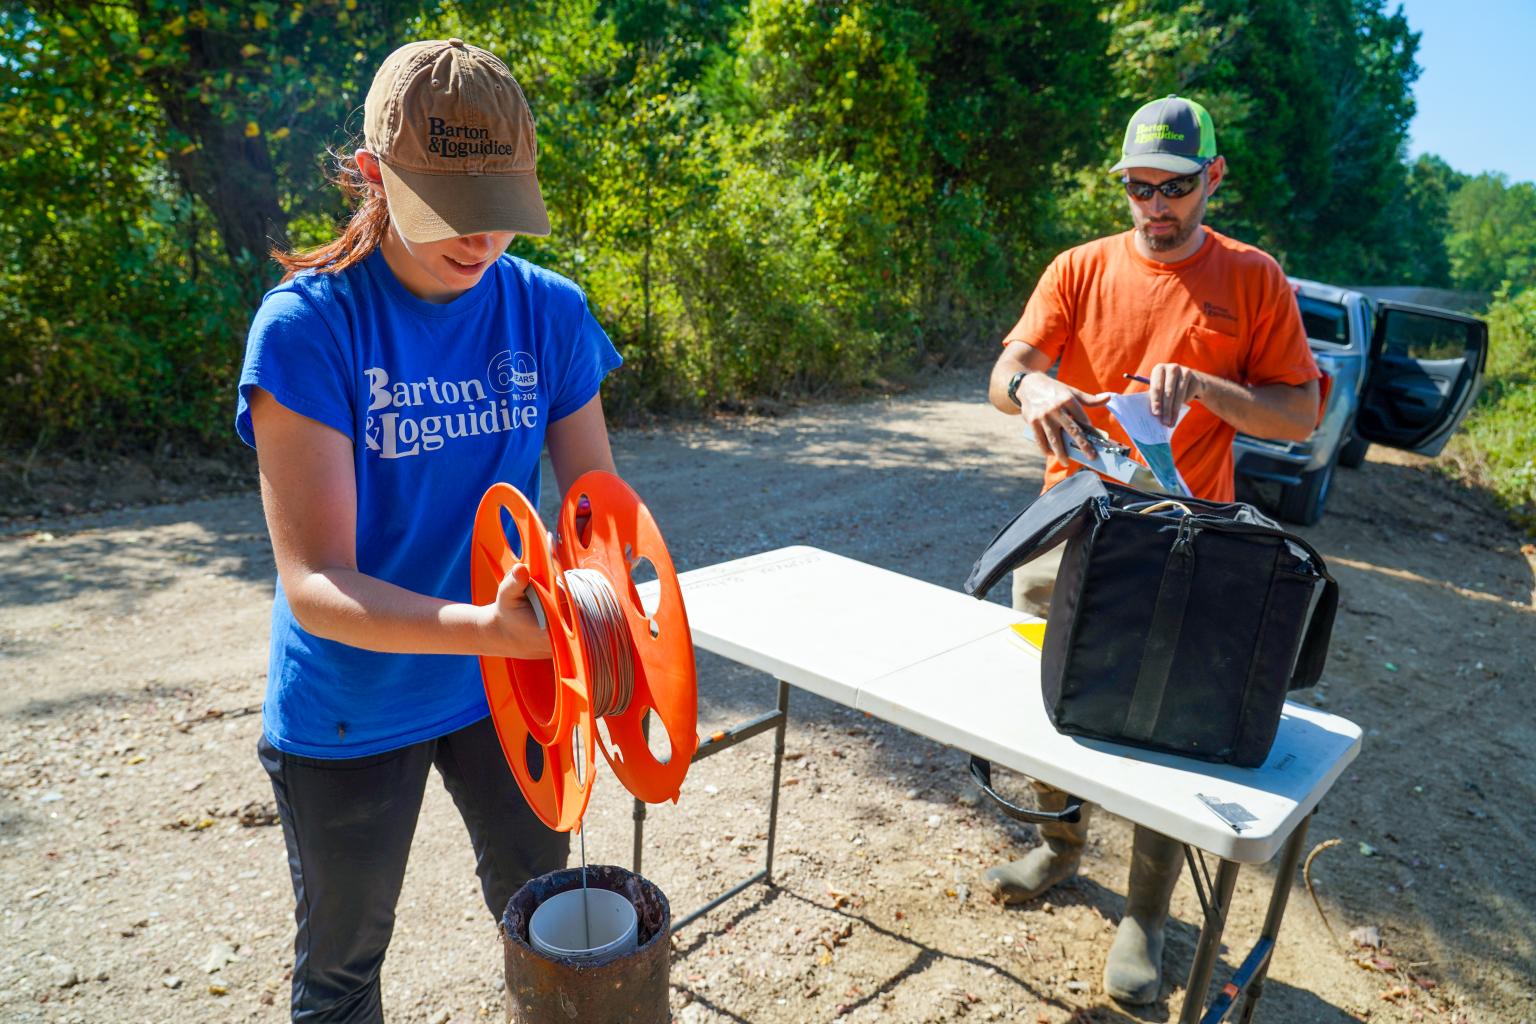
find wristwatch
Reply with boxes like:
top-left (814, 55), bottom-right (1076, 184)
top-left (1006, 370), bottom-right (1029, 408)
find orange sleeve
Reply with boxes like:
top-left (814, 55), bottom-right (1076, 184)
top-left (1243, 260), bottom-right (1320, 387)
top-left (1004, 253), bottom-right (1075, 363)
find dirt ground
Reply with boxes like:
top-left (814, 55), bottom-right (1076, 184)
top-left (2, 369), bottom-right (1534, 1024)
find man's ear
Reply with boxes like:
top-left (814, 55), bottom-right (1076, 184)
top-left (1205, 155), bottom-right (1227, 196)
top-left (355, 149), bottom-right (385, 192)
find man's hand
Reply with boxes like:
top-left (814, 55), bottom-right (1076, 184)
top-left (1146, 362), bottom-right (1207, 427)
top-left (1017, 372), bottom-right (1111, 463)
top-left (1142, 367), bottom-right (1320, 441)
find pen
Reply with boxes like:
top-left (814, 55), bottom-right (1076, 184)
top-left (1122, 373), bottom-right (1151, 385)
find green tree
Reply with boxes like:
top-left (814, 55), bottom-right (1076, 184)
top-left (1290, 0), bottom-right (1421, 281)
top-left (677, 0), bottom-right (932, 396)
top-left (1080, 0), bottom-right (1422, 283)
top-left (1446, 285), bottom-right (1536, 525)
top-left (1396, 153), bottom-right (1460, 287)
top-left (18, 0), bottom-right (454, 267)
top-left (1447, 173), bottom-right (1536, 295)
top-left (1, 5), bottom-right (244, 449)
top-left (3, 0), bottom-right (1524, 461)
top-left (904, 0), bottom-right (1113, 353)
top-left (0, 0), bottom-right (460, 451)
top-left (438, 0), bottom-right (734, 408)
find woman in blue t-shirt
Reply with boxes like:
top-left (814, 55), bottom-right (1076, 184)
top-left (235, 39), bottom-right (621, 1020)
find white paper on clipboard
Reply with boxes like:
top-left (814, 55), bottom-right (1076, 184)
top-left (1105, 392), bottom-right (1192, 496)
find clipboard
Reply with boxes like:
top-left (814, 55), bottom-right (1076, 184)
top-left (1059, 424), bottom-right (1146, 486)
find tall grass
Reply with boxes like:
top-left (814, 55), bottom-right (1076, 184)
top-left (1443, 287), bottom-right (1536, 531)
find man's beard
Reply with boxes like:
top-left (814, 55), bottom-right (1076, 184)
top-left (1139, 214), bottom-right (1201, 252)
top-left (1137, 192), bottom-right (1207, 252)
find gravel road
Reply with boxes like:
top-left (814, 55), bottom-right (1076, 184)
top-left (3, 369), bottom-right (1534, 1023)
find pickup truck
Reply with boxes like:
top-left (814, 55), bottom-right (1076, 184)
top-left (1232, 278), bottom-right (1489, 524)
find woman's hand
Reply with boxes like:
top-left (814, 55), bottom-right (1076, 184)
top-left (481, 562), bottom-right (554, 660)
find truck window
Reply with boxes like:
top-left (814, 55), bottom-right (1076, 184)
top-left (1297, 296), bottom-right (1349, 347)
top-left (1381, 310), bottom-right (1473, 361)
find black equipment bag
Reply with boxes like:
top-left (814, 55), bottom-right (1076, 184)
top-left (964, 472), bottom-right (1338, 768)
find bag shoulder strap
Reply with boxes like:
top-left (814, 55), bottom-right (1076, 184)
top-left (968, 756), bottom-right (1085, 824)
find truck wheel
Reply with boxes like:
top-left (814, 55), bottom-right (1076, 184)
top-left (1277, 458), bottom-right (1335, 526)
top-left (1337, 434), bottom-right (1370, 468)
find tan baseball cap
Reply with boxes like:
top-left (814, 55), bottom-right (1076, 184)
top-left (364, 38), bottom-right (550, 242)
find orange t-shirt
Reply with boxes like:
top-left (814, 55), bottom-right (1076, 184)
top-left (1009, 227), bottom-right (1319, 502)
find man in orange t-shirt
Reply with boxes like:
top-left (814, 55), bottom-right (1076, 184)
top-left (983, 96), bottom-right (1320, 1007)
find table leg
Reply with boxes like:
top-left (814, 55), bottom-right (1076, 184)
top-left (765, 679), bottom-right (789, 883)
top-left (1191, 812), bottom-right (1315, 1024)
top-left (1232, 812), bottom-right (1313, 1023)
top-left (661, 679), bottom-right (792, 931)
top-left (1179, 856), bottom-right (1240, 1024)
top-left (632, 795), bottom-right (648, 875)
top-left (632, 715), bottom-right (650, 875)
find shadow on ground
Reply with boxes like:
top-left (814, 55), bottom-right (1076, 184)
top-left (5, 379), bottom-right (1532, 1014)
top-left (672, 877), bottom-right (1365, 1023)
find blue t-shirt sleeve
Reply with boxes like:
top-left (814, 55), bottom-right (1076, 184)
top-left (235, 286), bottom-right (356, 447)
top-left (548, 294), bottom-right (623, 422)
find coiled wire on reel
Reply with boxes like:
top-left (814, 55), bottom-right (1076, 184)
top-left (470, 471), bottom-right (698, 833)
top-left (562, 568), bottom-right (634, 719)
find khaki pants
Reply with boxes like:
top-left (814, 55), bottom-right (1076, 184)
top-left (1011, 544), bottom-right (1089, 819)
top-left (1011, 544), bottom-right (1064, 619)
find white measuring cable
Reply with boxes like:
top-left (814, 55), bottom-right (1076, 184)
top-left (562, 568), bottom-right (636, 718)
top-left (557, 566), bottom-right (636, 951)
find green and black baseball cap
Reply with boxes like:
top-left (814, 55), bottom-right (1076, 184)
top-left (1110, 94), bottom-right (1217, 175)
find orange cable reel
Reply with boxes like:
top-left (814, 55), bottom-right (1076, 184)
top-left (470, 471), bottom-right (698, 833)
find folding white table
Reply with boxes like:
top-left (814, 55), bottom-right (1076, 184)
top-left (633, 546), bottom-right (1362, 1024)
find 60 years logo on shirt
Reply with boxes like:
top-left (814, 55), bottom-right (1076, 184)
top-left (364, 349), bottom-right (540, 460)
top-left (490, 350), bottom-right (538, 392)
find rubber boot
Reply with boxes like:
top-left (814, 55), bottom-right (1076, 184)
top-left (983, 784), bottom-right (1091, 905)
top-left (1104, 825), bottom-right (1184, 1005)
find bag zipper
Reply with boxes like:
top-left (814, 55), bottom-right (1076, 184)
top-left (1172, 515), bottom-right (1197, 556)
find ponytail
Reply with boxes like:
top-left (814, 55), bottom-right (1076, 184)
top-left (270, 143), bottom-right (390, 280)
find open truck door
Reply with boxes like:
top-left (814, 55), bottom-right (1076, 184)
top-left (1354, 301), bottom-right (1489, 457)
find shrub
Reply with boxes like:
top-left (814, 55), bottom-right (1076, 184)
top-left (1444, 287), bottom-right (1536, 528)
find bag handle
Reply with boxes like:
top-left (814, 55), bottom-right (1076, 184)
top-left (1287, 571), bottom-right (1338, 690)
top-left (1122, 517), bottom-right (1197, 741)
top-left (1135, 499), bottom-right (1193, 517)
top-left (969, 755), bottom-right (1084, 824)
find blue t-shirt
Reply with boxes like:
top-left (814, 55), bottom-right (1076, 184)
top-left (236, 249), bottom-right (622, 758)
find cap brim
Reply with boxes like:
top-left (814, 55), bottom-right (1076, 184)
top-left (379, 161), bottom-right (551, 242)
top-left (1109, 153), bottom-right (1210, 175)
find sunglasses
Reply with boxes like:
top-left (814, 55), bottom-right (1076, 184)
top-left (1122, 172), bottom-right (1203, 201)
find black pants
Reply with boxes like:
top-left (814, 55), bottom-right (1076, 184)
top-left (259, 715), bottom-right (567, 1023)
